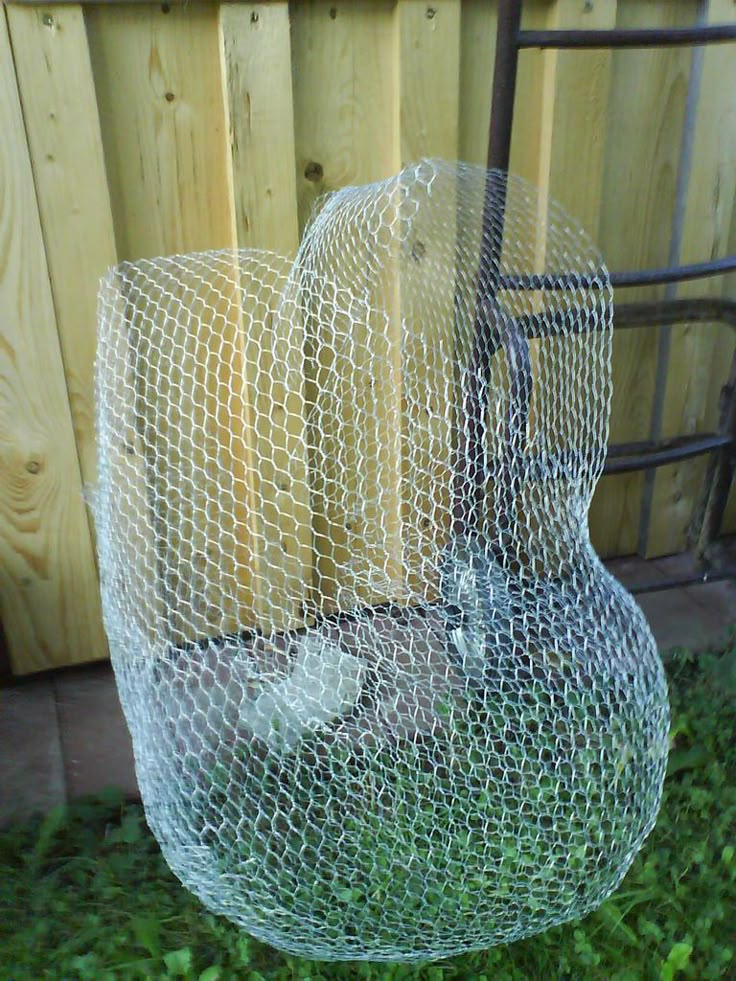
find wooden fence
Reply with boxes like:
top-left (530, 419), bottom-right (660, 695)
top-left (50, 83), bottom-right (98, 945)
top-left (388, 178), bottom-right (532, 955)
top-left (1, 0), bottom-right (735, 675)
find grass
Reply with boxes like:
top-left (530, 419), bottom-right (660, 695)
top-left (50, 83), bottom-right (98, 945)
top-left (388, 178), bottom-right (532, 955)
top-left (202, 648), bottom-right (667, 959)
top-left (1, 641), bottom-right (734, 981)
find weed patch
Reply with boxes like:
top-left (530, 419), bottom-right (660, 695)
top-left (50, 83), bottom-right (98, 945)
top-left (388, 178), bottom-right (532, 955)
top-left (0, 642), bottom-right (734, 980)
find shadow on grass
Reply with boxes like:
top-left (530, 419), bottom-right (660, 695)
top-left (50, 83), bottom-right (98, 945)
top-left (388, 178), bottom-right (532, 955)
top-left (1, 640), bottom-right (734, 981)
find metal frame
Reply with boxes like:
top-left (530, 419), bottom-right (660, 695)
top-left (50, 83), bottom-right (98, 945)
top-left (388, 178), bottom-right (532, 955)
top-left (471, 0), bottom-right (736, 593)
top-left (163, 3), bottom-right (736, 662)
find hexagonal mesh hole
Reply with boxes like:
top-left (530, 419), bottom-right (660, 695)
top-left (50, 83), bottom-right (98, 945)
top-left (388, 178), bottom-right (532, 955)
top-left (94, 160), bottom-right (669, 961)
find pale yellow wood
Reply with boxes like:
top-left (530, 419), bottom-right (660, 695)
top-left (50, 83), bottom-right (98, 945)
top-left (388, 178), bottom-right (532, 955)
top-left (538, 0), bottom-right (616, 235)
top-left (478, 1), bottom-right (615, 566)
top-left (461, 0), bottom-right (549, 179)
top-left (85, 4), bottom-right (236, 260)
top-left (521, 0), bottom-right (614, 281)
top-left (398, 0), bottom-right (460, 596)
top-left (291, 0), bottom-right (398, 234)
top-left (529, 0), bottom-right (616, 563)
top-left (6, 3), bottom-right (168, 657)
top-left (7, 1), bottom-right (202, 4)
top-left (493, 0), bottom-right (554, 300)
top-left (7, 4), bottom-right (116, 526)
top-left (2, 0), bottom-right (734, 687)
top-left (86, 3), bottom-right (260, 642)
top-left (291, 0), bottom-right (403, 613)
top-left (509, 1), bottom-right (554, 184)
top-left (121, 254), bottom-right (268, 643)
top-left (458, 0), bottom-right (497, 166)
top-left (240, 266), bottom-right (315, 630)
top-left (644, 0), bottom-right (736, 556)
top-left (483, 0), bottom-right (552, 286)
top-left (399, 0), bottom-right (460, 167)
top-left (588, 0), bottom-right (696, 557)
top-left (0, 12), bottom-right (106, 674)
top-left (220, 2), bottom-right (300, 256)
top-left (220, 2), bottom-right (313, 630)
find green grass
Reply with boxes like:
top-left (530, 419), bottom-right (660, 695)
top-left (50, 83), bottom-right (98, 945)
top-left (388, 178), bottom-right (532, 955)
top-left (202, 653), bottom-right (664, 957)
top-left (1, 641), bottom-right (734, 981)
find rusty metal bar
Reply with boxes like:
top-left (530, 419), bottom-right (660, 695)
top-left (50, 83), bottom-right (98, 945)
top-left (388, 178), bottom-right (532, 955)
top-left (496, 255), bottom-right (736, 291)
top-left (489, 433), bottom-right (733, 480)
top-left (604, 434), bottom-right (733, 475)
top-left (628, 567), bottom-right (736, 595)
top-left (454, 0), bottom-right (523, 539)
top-left (518, 24), bottom-right (736, 50)
top-left (510, 297), bottom-right (736, 339)
top-left (613, 298), bottom-right (736, 331)
top-left (472, 0), bottom-right (736, 583)
top-left (611, 255), bottom-right (736, 287)
top-left (486, 0), bottom-right (522, 172)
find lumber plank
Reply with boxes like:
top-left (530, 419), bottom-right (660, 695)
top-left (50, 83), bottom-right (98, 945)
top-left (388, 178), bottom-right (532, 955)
top-left (0, 10), bottom-right (106, 673)
top-left (86, 2), bottom-right (260, 641)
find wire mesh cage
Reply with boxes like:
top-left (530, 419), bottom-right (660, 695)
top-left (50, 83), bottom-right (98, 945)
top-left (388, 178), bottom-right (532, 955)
top-left (94, 160), bottom-right (669, 962)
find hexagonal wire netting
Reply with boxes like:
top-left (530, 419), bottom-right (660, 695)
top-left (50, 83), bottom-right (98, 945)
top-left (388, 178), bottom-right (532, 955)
top-left (94, 160), bottom-right (669, 961)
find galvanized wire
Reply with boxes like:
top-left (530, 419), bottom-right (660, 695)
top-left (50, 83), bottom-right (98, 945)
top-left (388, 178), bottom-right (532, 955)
top-left (94, 160), bottom-right (669, 961)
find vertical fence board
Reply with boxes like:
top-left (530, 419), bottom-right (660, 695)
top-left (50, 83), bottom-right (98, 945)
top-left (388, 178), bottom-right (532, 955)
top-left (587, 0), bottom-right (696, 558)
top-left (85, 4), bottom-right (235, 259)
top-left (538, 0), bottom-right (616, 236)
top-left (507, 2), bottom-right (552, 184)
top-left (2, 0), bottom-right (736, 673)
top-left (519, 0), bottom-right (616, 560)
top-left (86, 3), bottom-right (259, 642)
top-left (398, 0), bottom-right (460, 167)
top-left (291, 0), bottom-right (398, 232)
top-left (644, 0), bottom-right (736, 556)
top-left (398, 0), bottom-right (460, 596)
top-left (220, 2), bottom-right (300, 256)
top-left (239, 266), bottom-right (315, 631)
top-left (291, 0), bottom-right (404, 612)
top-left (7, 4), bottom-right (116, 514)
top-left (458, 0), bottom-right (497, 166)
top-left (0, 9), bottom-right (106, 674)
top-left (100, 275), bottom-right (167, 650)
top-left (220, 2), bottom-right (313, 630)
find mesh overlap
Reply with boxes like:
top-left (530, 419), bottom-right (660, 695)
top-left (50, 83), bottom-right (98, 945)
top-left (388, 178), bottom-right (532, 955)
top-left (94, 160), bottom-right (669, 961)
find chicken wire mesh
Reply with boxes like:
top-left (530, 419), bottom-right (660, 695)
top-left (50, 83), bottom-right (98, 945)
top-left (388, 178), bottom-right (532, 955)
top-left (94, 160), bottom-right (669, 962)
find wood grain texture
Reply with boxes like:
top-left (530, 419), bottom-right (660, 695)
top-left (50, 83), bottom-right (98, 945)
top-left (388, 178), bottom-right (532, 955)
top-left (508, 1), bottom-right (553, 184)
top-left (220, 3), bottom-right (313, 630)
top-left (399, 0), bottom-right (460, 167)
top-left (7, 3), bottom-right (117, 519)
top-left (239, 266), bottom-right (315, 631)
top-left (537, 0), bottom-right (616, 236)
top-left (0, 10), bottom-right (106, 674)
top-left (220, 1), bottom-right (300, 256)
top-left (97, 282), bottom-right (167, 650)
top-left (398, 0), bottom-right (460, 596)
top-left (644, 0), bottom-right (736, 556)
top-left (291, 0), bottom-right (398, 234)
top-left (8, 0), bottom-right (203, 4)
top-left (85, 3), bottom-right (236, 260)
top-left (458, 0), bottom-right (497, 166)
top-left (512, 0), bottom-right (616, 564)
top-left (86, 4), bottom-right (260, 642)
top-left (291, 0), bottom-right (403, 611)
top-left (588, 0), bottom-right (695, 558)
top-left (2, 0), bottom-right (735, 679)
